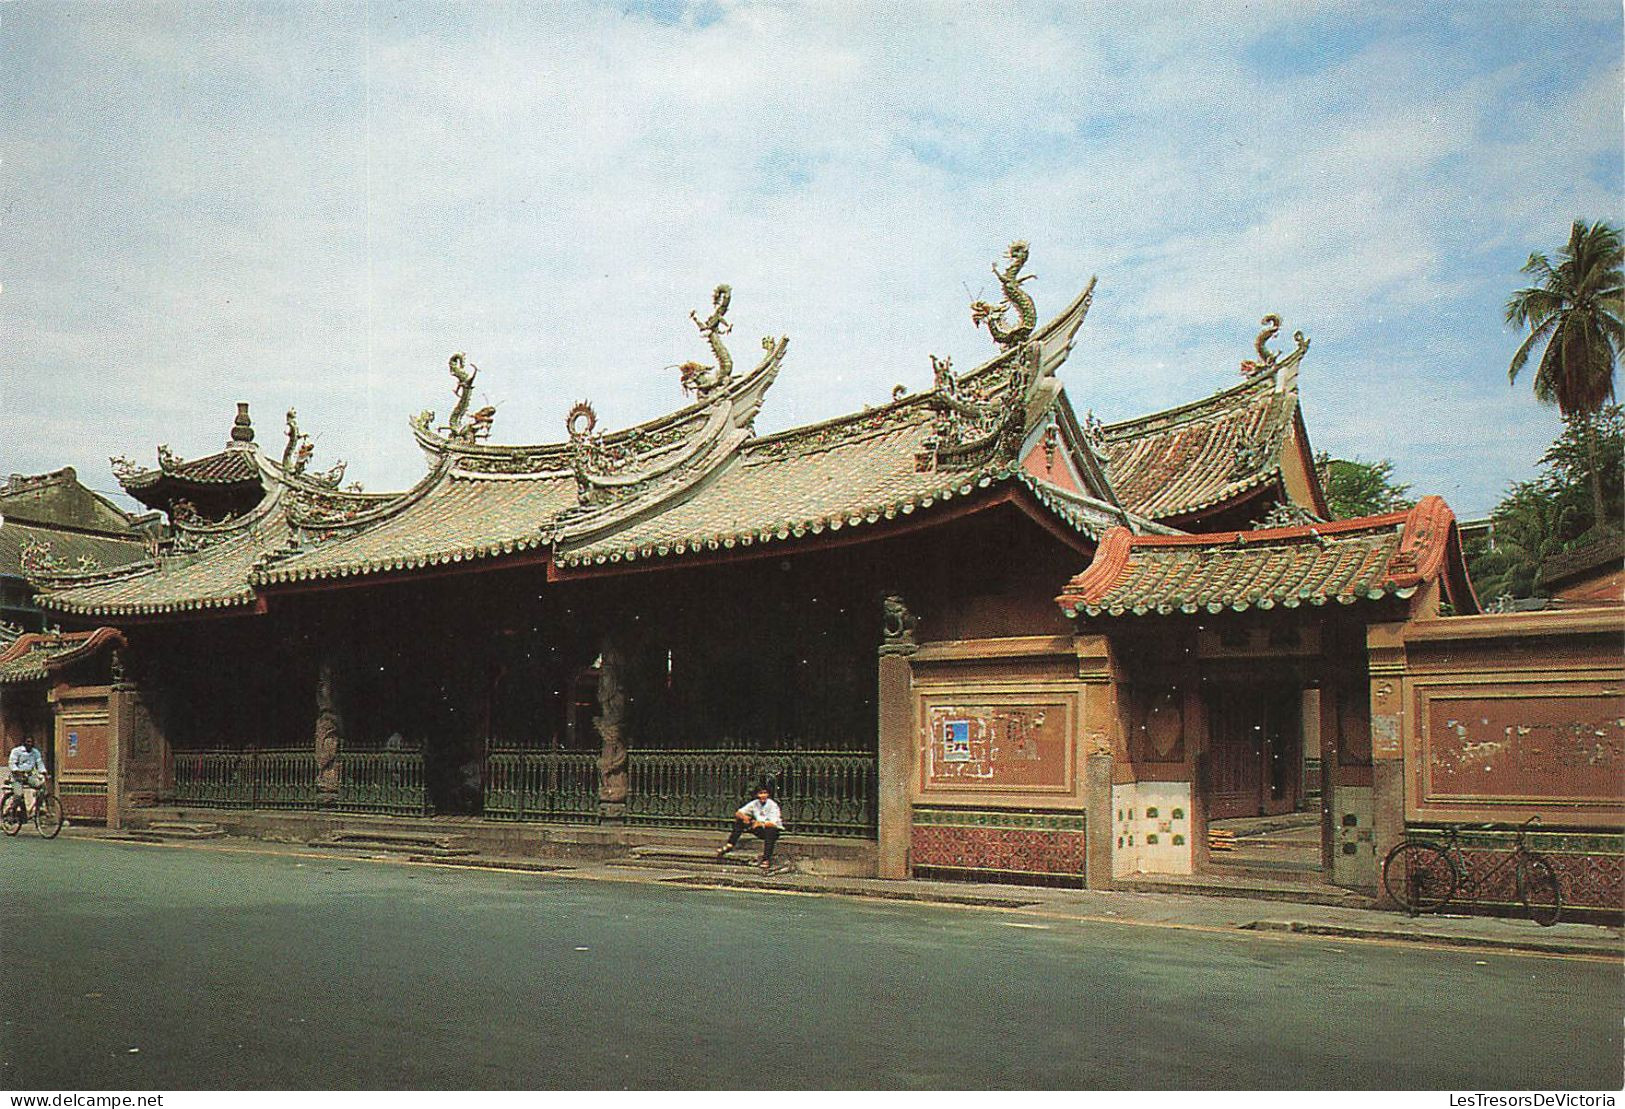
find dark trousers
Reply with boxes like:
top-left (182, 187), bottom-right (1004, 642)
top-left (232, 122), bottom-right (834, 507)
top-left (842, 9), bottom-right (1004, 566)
top-left (726, 819), bottom-right (781, 861)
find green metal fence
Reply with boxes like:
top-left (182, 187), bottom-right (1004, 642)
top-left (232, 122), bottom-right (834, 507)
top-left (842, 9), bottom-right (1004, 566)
top-left (172, 747), bottom-right (427, 816)
top-left (484, 750), bottom-right (600, 823)
top-left (173, 745), bottom-right (876, 835)
top-left (626, 749), bottom-right (876, 837)
top-left (336, 750), bottom-right (430, 816)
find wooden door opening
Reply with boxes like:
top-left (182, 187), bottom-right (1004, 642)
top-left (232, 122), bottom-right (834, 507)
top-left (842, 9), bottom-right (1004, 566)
top-left (1205, 685), bottom-right (1302, 820)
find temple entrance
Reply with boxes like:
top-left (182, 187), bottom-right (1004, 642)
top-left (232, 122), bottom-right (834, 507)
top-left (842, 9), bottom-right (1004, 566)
top-left (1204, 685), bottom-right (1301, 820)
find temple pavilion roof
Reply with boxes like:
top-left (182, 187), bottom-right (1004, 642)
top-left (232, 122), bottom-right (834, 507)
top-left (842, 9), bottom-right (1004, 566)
top-left (41, 267), bottom-right (1140, 617)
top-left (1055, 496), bottom-right (1479, 618)
top-left (0, 626), bottom-right (125, 685)
top-left (1098, 322), bottom-right (1327, 525)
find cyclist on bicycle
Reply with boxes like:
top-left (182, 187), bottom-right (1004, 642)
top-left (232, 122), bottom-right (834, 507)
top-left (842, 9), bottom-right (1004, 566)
top-left (7, 739), bottom-right (46, 816)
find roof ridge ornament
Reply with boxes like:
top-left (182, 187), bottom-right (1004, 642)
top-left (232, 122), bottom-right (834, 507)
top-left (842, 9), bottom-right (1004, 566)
top-left (1254, 502), bottom-right (1321, 530)
top-left (1240, 314), bottom-right (1310, 378)
top-left (680, 284), bottom-right (733, 399)
top-left (441, 353), bottom-right (495, 443)
top-left (969, 240), bottom-right (1037, 351)
top-left (228, 402), bottom-right (255, 446)
top-left (279, 408), bottom-right (348, 487)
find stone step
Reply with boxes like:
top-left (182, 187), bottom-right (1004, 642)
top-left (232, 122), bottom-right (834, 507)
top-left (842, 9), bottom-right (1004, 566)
top-left (307, 830), bottom-right (476, 857)
top-left (1116, 873), bottom-right (1375, 909)
top-left (617, 846), bottom-right (786, 871)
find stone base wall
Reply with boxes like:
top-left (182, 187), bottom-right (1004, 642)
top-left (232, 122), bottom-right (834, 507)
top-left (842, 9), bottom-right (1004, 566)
top-left (911, 806), bottom-right (1086, 884)
top-left (59, 781), bottom-right (108, 822)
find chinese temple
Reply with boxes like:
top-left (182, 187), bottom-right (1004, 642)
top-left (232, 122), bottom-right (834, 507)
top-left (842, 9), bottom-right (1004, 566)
top-left (25, 244), bottom-right (1622, 913)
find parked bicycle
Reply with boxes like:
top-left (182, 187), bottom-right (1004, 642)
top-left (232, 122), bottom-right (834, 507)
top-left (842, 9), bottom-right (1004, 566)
top-left (1, 776), bottom-right (63, 839)
top-left (1382, 816), bottom-right (1561, 926)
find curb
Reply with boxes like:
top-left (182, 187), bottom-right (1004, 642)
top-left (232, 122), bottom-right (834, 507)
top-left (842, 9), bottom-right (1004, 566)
top-left (1241, 919), bottom-right (1621, 958)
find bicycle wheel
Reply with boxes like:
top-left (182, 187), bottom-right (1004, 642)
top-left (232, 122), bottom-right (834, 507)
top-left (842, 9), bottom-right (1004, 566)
top-left (1382, 841), bottom-right (1457, 914)
top-left (34, 795), bottom-right (63, 840)
top-left (0, 799), bottom-right (21, 837)
top-left (1517, 854), bottom-right (1562, 927)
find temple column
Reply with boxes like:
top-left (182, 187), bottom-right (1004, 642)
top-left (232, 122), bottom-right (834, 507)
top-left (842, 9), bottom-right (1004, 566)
top-left (595, 637), bottom-right (629, 822)
top-left (876, 595), bottom-right (918, 880)
top-left (314, 656), bottom-right (343, 805)
top-left (1367, 621), bottom-right (1409, 891)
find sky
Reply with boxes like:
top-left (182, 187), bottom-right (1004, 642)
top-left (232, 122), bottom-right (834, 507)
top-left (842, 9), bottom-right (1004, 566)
top-left (1, 0), bottom-right (1620, 520)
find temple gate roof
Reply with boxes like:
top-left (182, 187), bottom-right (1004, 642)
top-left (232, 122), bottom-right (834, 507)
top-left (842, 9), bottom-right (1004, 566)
top-left (1055, 495), bottom-right (1478, 618)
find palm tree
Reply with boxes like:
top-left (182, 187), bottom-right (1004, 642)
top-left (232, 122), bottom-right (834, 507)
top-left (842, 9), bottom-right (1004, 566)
top-left (1506, 220), bottom-right (1625, 529)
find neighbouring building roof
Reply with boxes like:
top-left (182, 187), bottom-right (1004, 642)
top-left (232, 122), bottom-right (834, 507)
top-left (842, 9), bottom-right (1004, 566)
top-left (112, 403), bottom-right (270, 521)
top-left (0, 519), bottom-right (152, 581)
top-left (1097, 322), bottom-right (1328, 525)
top-left (0, 468), bottom-right (139, 535)
top-left (0, 469), bottom-right (151, 583)
top-left (1537, 531), bottom-right (1625, 603)
top-left (1055, 495), bottom-right (1479, 618)
top-left (42, 267), bottom-right (1139, 617)
top-left (0, 627), bottom-right (125, 685)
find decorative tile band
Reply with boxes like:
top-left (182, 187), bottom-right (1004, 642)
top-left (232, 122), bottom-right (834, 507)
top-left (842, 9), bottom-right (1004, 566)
top-left (912, 808), bottom-right (1087, 883)
top-left (912, 806), bottom-right (1085, 832)
top-left (1406, 825), bottom-right (1624, 857)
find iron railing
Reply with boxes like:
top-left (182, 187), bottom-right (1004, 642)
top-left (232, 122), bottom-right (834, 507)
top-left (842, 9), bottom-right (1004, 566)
top-left (173, 745), bottom-right (877, 835)
top-left (336, 750), bottom-right (430, 816)
top-left (484, 750), bottom-right (600, 823)
top-left (172, 747), bottom-right (427, 816)
top-left (626, 749), bottom-right (876, 837)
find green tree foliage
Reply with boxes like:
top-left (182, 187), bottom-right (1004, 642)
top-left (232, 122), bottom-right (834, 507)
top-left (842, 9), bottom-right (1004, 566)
top-left (1314, 453), bottom-right (1414, 519)
top-left (1506, 220), bottom-right (1624, 524)
top-left (1466, 405), bottom-right (1624, 602)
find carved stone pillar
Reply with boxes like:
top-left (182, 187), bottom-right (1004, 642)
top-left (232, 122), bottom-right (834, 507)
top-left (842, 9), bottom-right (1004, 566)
top-left (1367, 621), bottom-right (1409, 894)
top-left (595, 638), bottom-right (629, 819)
top-left (876, 595), bottom-right (919, 879)
top-left (314, 658), bottom-right (343, 803)
top-left (1075, 634), bottom-right (1123, 888)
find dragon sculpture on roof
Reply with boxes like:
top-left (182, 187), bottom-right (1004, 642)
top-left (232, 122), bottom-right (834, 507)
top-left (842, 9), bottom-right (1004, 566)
top-left (1241, 314), bottom-right (1309, 377)
top-left (970, 240), bottom-right (1038, 351)
top-left (680, 284), bottom-right (734, 398)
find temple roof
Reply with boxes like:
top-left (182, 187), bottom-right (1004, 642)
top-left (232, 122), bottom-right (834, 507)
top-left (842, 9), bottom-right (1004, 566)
top-left (1098, 326), bottom-right (1327, 524)
top-left (0, 627), bottom-right (125, 685)
top-left (1056, 495), bottom-right (1478, 618)
top-left (41, 271), bottom-right (1128, 615)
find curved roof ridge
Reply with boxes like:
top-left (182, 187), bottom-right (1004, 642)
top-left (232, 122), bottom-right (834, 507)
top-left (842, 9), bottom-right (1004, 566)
top-left (1103, 367), bottom-right (1284, 438)
top-left (412, 334), bottom-right (791, 463)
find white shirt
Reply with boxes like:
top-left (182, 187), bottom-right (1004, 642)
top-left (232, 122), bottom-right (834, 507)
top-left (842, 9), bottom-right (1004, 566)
top-left (739, 797), bottom-right (782, 827)
top-left (8, 745), bottom-right (43, 774)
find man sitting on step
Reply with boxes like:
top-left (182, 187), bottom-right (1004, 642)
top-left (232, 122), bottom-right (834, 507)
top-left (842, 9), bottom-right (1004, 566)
top-left (717, 785), bottom-right (783, 870)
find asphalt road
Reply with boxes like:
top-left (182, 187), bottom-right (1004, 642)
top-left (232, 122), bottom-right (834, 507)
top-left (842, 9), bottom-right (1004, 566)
top-left (3, 837), bottom-right (1620, 1090)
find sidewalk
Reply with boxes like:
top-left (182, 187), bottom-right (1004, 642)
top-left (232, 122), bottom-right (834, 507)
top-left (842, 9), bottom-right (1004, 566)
top-left (70, 825), bottom-right (1624, 960)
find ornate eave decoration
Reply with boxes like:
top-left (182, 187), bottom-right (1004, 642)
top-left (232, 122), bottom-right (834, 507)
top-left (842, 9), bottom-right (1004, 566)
top-left (559, 329), bottom-right (789, 536)
top-left (912, 245), bottom-right (1097, 475)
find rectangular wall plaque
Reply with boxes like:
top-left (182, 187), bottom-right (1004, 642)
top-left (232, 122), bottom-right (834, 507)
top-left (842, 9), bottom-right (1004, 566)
top-left (921, 700), bottom-right (1071, 791)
